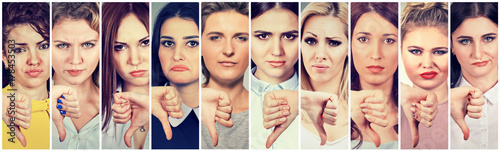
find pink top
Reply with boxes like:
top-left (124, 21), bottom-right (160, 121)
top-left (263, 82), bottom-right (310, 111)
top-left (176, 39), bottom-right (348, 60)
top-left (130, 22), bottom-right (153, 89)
top-left (401, 100), bottom-right (448, 149)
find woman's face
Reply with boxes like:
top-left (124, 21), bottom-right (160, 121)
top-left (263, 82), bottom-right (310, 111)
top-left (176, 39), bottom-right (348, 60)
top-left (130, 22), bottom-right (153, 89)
top-left (251, 9), bottom-right (298, 80)
top-left (52, 19), bottom-right (99, 85)
top-left (159, 17), bottom-right (199, 84)
top-left (402, 27), bottom-right (448, 89)
top-left (2, 24), bottom-right (50, 88)
top-left (302, 15), bottom-right (347, 83)
top-left (452, 17), bottom-right (498, 79)
top-left (352, 12), bottom-right (398, 86)
top-left (113, 14), bottom-right (150, 87)
top-left (202, 11), bottom-right (249, 83)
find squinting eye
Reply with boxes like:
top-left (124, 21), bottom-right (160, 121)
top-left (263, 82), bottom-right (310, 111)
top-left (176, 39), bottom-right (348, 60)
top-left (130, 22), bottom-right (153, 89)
top-left (282, 34), bottom-right (297, 40)
top-left (485, 37), bottom-right (495, 42)
top-left (210, 36), bottom-right (221, 41)
top-left (409, 49), bottom-right (422, 55)
top-left (161, 41), bottom-right (175, 47)
top-left (357, 37), bottom-right (368, 43)
top-left (329, 40), bottom-right (342, 47)
top-left (237, 36), bottom-right (248, 41)
top-left (83, 43), bottom-right (95, 48)
top-left (114, 45), bottom-right (126, 51)
top-left (186, 41), bottom-right (199, 47)
top-left (304, 38), bottom-right (317, 45)
top-left (256, 34), bottom-right (269, 40)
top-left (39, 43), bottom-right (49, 50)
top-left (459, 39), bottom-right (471, 45)
top-left (433, 50), bottom-right (448, 55)
top-left (384, 38), bottom-right (395, 44)
top-left (141, 39), bottom-right (150, 47)
top-left (12, 48), bottom-right (26, 54)
top-left (57, 44), bottom-right (68, 49)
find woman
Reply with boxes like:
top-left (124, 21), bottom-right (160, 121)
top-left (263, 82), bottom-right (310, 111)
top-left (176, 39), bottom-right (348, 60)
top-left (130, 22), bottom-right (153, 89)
top-left (51, 2), bottom-right (100, 149)
top-left (400, 2), bottom-right (448, 149)
top-left (250, 2), bottom-right (299, 149)
top-left (101, 2), bottom-right (150, 149)
top-left (450, 2), bottom-right (498, 149)
top-left (350, 2), bottom-right (399, 149)
top-left (150, 2), bottom-right (199, 149)
top-left (299, 2), bottom-right (349, 149)
top-left (200, 2), bottom-right (249, 149)
top-left (1, 2), bottom-right (49, 149)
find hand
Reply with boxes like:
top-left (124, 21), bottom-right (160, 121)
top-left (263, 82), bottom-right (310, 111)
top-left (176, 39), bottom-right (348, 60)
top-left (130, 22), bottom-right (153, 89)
top-left (151, 86), bottom-right (183, 140)
top-left (263, 90), bottom-right (298, 149)
top-left (400, 84), bottom-right (438, 148)
top-left (300, 90), bottom-right (338, 146)
top-left (51, 85), bottom-right (79, 142)
top-left (2, 92), bottom-right (31, 147)
top-left (201, 88), bottom-right (233, 147)
top-left (450, 86), bottom-right (484, 140)
top-left (351, 90), bottom-right (386, 147)
top-left (113, 92), bottom-right (149, 148)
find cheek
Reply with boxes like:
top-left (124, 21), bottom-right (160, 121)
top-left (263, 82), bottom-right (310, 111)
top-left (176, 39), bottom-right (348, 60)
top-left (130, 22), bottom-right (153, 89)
top-left (436, 55), bottom-right (449, 72)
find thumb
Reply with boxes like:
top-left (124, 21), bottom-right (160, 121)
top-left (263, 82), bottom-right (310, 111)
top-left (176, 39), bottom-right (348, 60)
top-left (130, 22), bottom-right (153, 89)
top-left (53, 119), bottom-right (66, 142)
top-left (159, 117), bottom-right (173, 140)
top-left (409, 120), bottom-right (419, 148)
top-left (124, 126), bottom-right (141, 148)
top-left (204, 120), bottom-right (218, 147)
top-left (14, 126), bottom-right (26, 147)
top-left (360, 124), bottom-right (381, 147)
top-left (455, 117), bottom-right (470, 140)
top-left (266, 125), bottom-right (287, 148)
top-left (314, 119), bottom-right (327, 146)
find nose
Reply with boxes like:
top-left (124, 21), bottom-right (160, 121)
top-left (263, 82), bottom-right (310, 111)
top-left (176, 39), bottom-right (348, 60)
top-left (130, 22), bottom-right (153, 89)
top-left (129, 47), bottom-right (141, 65)
top-left (315, 42), bottom-right (326, 61)
top-left (223, 38), bottom-right (234, 57)
top-left (27, 49), bottom-right (41, 66)
top-left (70, 47), bottom-right (83, 65)
top-left (173, 46), bottom-right (185, 61)
top-left (369, 41), bottom-right (382, 60)
top-left (271, 36), bottom-right (284, 56)
top-left (422, 53), bottom-right (433, 68)
top-left (472, 42), bottom-right (484, 59)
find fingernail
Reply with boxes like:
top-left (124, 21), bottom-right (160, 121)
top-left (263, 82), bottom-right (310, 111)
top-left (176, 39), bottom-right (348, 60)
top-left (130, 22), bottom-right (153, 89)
top-left (57, 105), bottom-right (62, 109)
top-left (360, 104), bottom-right (367, 108)
top-left (365, 114), bottom-right (371, 119)
top-left (283, 111), bottom-right (290, 116)
top-left (412, 103), bottom-right (416, 107)
top-left (281, 117), bottom-right (286, 122)
top-left (283, 106), bottom-right (289, 110)
top-left (57, 99), bottom-right (62, 104)
top-left (281, 101), bottom-right (287, 105)
top-left (61, 95), bottom-right (65, 99)
top-left (60, 110), bottom-right (66, 114)
top-left (361, 109), bottom-right (367, 113)
top-left (410, 107), bottom-right (415, 112)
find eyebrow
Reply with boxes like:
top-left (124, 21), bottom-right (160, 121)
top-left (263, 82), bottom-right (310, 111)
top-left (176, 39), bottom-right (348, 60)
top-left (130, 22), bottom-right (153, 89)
top-left (138, 36), bottom-right (149, 42)
top-left (304, 31), bottom-right (317, 37)
top-left (383, 33), bottom-right (397, 37)
top-left (184, 35), bottom-right (199, 39)
top-left (160, 36), bottom-right (173, 39)
top-left (456, 35), bottom-right (472, 39)
top-left (233, 32), bottom-right (249, 37)
top-left (407, 46), bottom-right (423, 50)
top-left (254, 30), bottom-right (272, 35)
top-left (432, 47), bottom-right (448, 50)
top-left (282, 30), bottom-right (299, 35)
top-left (206, 31), bottom-right (223, 35)
top-left (482, 33), bottom-right (497, 38)
top-left (14, 40), bottom-right (47, 46)
top-left (355, 32), bottom-right (371, 36)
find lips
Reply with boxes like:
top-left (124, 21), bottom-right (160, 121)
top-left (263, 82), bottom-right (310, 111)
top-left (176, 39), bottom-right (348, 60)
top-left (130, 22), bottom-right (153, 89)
top-left (66, 69), bottom-right (84, 76)
top-left (367, 65), bottom-right (384, 73)
top-left (312, 64), bottom-right (329, 72)
top-left (420, 71), bottom-right (437, 79)
top-left (268, 60), bottom-right (286, 67)
top-left (25, 69), bottom-right (43, 77)
top-left (170, 65), bottom-right (190, 71)
top-left (472, 61), bottom-right (489, 67)
top-left (219, 60), bottom-right (237, 67)
top-left (129, 70), bottom-right (146, 77)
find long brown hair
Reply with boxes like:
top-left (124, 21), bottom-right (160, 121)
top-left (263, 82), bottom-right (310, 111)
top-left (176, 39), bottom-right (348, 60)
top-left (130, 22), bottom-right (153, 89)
top-left (101, 2), bottom-right (149, 130)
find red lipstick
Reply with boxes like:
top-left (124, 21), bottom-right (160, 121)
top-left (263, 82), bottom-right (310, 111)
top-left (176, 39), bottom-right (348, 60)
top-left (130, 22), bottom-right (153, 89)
top-left (420, 71), bottom-right (437, 79)
top-left (170, 65), bottom-right (190, 71)
top-left (367, 65), bottom-right (384, 73)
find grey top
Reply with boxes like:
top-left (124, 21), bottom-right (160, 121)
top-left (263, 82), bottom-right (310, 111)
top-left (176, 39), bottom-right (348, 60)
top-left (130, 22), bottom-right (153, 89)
top-left (201, 110), bottom-right (249, 149)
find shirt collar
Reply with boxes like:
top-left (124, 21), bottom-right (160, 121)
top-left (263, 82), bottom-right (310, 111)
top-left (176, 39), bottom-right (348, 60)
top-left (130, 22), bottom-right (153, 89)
top-left (457, 74), bottom-right (498, 105)
top-left (250, 67), bottom-right (298, 96)
top-left (169, 103), bottom-right (199, 127)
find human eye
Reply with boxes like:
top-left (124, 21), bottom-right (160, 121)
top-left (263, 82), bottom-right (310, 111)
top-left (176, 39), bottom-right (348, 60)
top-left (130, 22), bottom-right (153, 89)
top-left (82, 42), bottom-right (95, 48)
top-left (140, 39), bottom-right (150, 47)
top-left (210, 36), bottom-right (221, 41)
top-left (329, 40), bottom-right (342, 47)
top-left (38, 43), bottom-right (50, 50)
top-left (484, 36), bottom-right (496, 43)
top-left (409, 49), bottom-right (422, 55)
top-left (186, 40), bottom-right (199, 48)
top-left (255, 34), bottom-right (270, 40)
top-left (237, 36), bottom-right (248, 42)
top-left (114, 44), bottom-right (127, 51)
top-left (161, 40), bottom-right (175, 48)
top-left (357, 37), bottom-right (368, 43)
top-left (433, 49), bottom-right (448, 55)
top-left (57, 43), bottom-right (69, 49)
top-left (12, 47), bottom-right (27, 54)
top-left (459, 39), bottom-right (471, 45)
top-left (304, 38), bottom-right (317, 46)
top-left (383, 38), bottom-right (395, 44)
top-left (282, 34), bottom-right (297, 41)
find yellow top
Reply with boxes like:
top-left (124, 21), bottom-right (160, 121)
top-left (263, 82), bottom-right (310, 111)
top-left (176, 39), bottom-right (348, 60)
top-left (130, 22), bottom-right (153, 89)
top-left (2, 85), bottom-right (50, 149)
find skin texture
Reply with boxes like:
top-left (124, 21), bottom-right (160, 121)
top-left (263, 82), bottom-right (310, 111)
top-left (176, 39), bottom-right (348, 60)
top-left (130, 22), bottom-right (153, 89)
top-left (251, 8), bottom-right (298, 85)
top-left (151, 87), bottom-right (182, 141)
top-left (201, 88), bottom-right (233, 147)
top-left (450, 86), bottom-right (485, 140)
top-left (300, 90), bottom-right (338, 145)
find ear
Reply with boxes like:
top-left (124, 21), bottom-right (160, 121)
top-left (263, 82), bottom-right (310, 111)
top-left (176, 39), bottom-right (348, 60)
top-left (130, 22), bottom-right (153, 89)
top-left (2, 49), bottom-right (9, 69)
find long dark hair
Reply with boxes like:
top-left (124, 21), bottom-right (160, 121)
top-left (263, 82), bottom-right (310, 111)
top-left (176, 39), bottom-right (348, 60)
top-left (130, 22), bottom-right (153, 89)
top-left (450, 2), bottom-right (498, 88)
top-left (101, 2), bottom-right (149, 130)
top-left (2, 2), bottom-right (50, 89)
top-left (350, 2), bottom-right (398, 149)
top-left (152, 2), bottom-right (199, 87)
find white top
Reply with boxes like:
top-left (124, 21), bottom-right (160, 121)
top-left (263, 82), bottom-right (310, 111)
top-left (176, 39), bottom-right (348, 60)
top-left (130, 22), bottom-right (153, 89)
top-left (52, 115), bottom-right (100, 149)
top-left (250, 67), bottom-right (299, 149)
top-left (300, 125), bottom-right (349, 149)
top-left (451, 74), bottom-right (498, 149)
top-left (169, 103), bottom-right (200, 127)
top-left (102, 84), bottom-right (150, 149)
top-left (350, 140), bottom-right (398, 149)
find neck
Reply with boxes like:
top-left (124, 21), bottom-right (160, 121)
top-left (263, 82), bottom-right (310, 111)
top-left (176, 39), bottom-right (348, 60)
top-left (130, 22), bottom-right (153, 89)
top-left (310, 73), bottom-right (341, 95)
top-left (205, 76), bottom-right (247, 105)
top-left (360, 77), bottom-right (394, 102)
top-left (462, 68), bottom-right (498, 93)
top-left (172, 80), bottom-right (199, 108)
top-left (254, 68), bottom-right (295, 85)
top-left (416, 81), bottom-right (448, 104)
top-left (10, 82), bottom-right (48, 100)
top-left (123, 82), bottom-right (149, 95)
top-left (54, 74), bottom-right (98, 104)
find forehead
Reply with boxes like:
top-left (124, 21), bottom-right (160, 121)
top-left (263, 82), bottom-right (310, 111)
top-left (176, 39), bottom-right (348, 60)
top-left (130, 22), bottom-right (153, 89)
top-left (354, 12), bottom-right (397, 34)
top-left (52, 19), bottom-right (98, 41)
top-left (454, 16), bottom-right (498, 36)
top-left (7, 24), bottom-right (45, 43)
top-left (404, 27), bottom-right (447, 48)
top-left (252, 8), bottom-right (297, 30)
top-left (204, 11), bottom-right (249, 33)
top-left (304, 15), bottom-right (345, 37)
top-left (116, 14), bottom-right (148, 41)
top-left (161, 17), bottom-right (199, 36)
